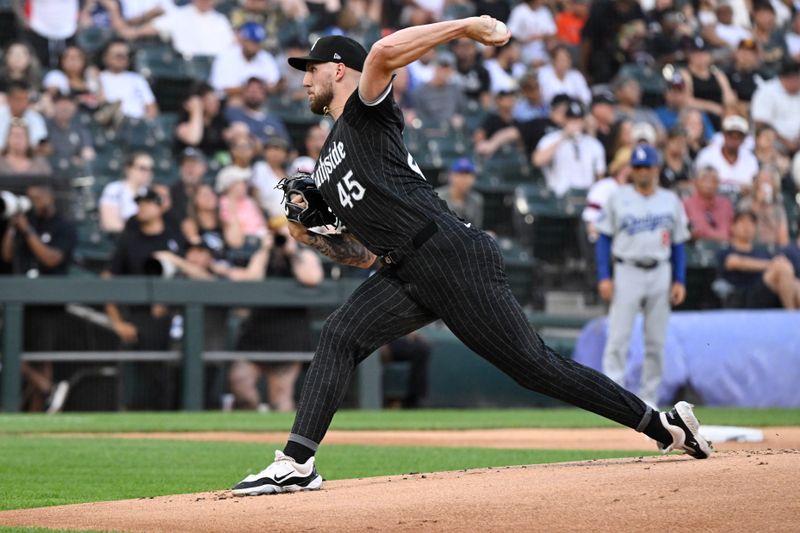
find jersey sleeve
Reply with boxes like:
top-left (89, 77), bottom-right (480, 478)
top-left (347, 76), bottom-right (403, 130)
top-left (594, 192), bottom-right (616, 236)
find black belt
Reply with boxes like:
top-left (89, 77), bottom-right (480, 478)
top-left (378, 220), bottom-right (438, 268)
top-left (614, 257), bottom-right (663, 270)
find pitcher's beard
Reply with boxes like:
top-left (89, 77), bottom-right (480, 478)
top-left (309, 83), bottom-right (334, 115)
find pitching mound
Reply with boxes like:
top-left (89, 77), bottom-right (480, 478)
top-left (1, 450), bottom-right (797, 532)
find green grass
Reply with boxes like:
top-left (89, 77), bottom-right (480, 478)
top-left (0, 435), bottom-right (647, 511)
top-left (1, 407), bottom-right (798, 434)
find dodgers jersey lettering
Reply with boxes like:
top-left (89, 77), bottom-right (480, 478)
top-left (595, 184), bottom-right (689, 261)
top-left (311, 85), bottom-right (453, 256)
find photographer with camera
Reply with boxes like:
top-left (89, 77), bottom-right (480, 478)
top-left (104, 187), bottom-right (184, 409)
top-left (1, 184), bottom-right (76, 411)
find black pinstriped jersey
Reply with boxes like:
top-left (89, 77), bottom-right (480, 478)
top-left (311, 84), bottom-right (453, 256)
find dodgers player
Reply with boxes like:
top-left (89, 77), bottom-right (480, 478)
top-left (595, 144), bottom-right (689, 408)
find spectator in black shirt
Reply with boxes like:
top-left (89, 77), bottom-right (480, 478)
top-left (46, 92), bottom-right (95, 170)
top-left (580, 0), bottom-right (645, 84)
top-left (588, 90), bottom-right (616, 158)
top-left (1, 184), bottom-right (76, 411)
top-left (168, 147), bottom-right (208, 225)
top-left (726, 38), bottom-right (767, 117)
top-left (659, 127), bottom-right (692, 192)
top-left (717, 210), bottom-right (800, 309)
top-left (451, 37), bottom-right (492, 109)
top-left (174, 82), bottom-right (230, 159)
top-left (104, 187), bottom-right (185, 409)
top-left (473, 89), bottom-right (518, 145)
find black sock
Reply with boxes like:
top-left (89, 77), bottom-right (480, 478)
top-left (643, 410), bottom-right (673, 445)
top-left (283, 441), bottom-right (315, 464)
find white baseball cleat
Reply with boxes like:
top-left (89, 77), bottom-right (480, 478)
top-left (657, 401), bottom-right (713, 459)
top-left (232, 450), bottom-right (323, 496)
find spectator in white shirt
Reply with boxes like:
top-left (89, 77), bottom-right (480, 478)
top-left (750, 59), bottom-right (800, 153)
top-left (99, 151), bottom-right (155, 234)
top-left (538, 44), bottom-right (591, 106)
top-left (533, 99), bottom-right (606, 197)
top-left (152, 0), bottom-right (235, 58)
top-left (693, 115), bottom-right (758, 194)
top-left (119, 0), bottom-right (174, 24)
top-left (786, 11), bottom-right (800, 62)
top-left (507, 0), bottom-right (556, 67)
top-left (0, 81), bottom-right (48, 154)
top-left (98, 39), bottom-right (158, 120)
top-left (210, 22), bottom-right (281, 98)
top-left (484, 39), bottom-right (526, 95)
top-left (15, 0), bottom-right (79, 68)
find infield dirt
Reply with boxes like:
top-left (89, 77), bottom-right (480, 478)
top-left (0, 434), bottom-right (797, 532)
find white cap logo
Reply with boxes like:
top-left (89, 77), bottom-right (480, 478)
top-left (311, 39), bottom-right (318, 51)
top-left (333, 52), bottom-right (342, 60)
top-left (636, 147), bottom-right (646, 160)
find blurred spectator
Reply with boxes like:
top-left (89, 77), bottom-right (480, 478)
top-left (703, 2), bottom-right (750, 52)
top-left (252, 136), bottom-right (291, 224)
top-left (379, 331), bottom-right (431, 408)
top-left (407, 49), bottom-right (436, 91)
top-left (679, 36), bottom-right (737, 131)
top-left (678, 107), bottom-right (711, 159)
top-left (587, 91), bottom-right (616, 157)
top-left (14, 0), bottom-right (79, 69)
top-left (512, 73), bottom-right (547, 122)
top-left (227, 134), bottom-right (259, 175)
top-left (290, 123), bottom-right (328, 173)
top-left (0, 119), bottom-right (51, 176)
top-left (400, 0), bottom-right (443, 27)
top-left (580, 0), bottom-right (645, 84)
top-left (410, 51), bottom-right (466, 127)
top-left (99, 151), bottom-right (154, 233)
top-left (276, 39), bottom-right (312, 103)
top-left (631, 121), bottom-right (657, 145)
top-left (98, 39), bottom-right (158, 120)
top-left (538, 45), bottom-right (591, 107)
top-left (451, 37), bottom-right (491, 109)
top-left (647, 9), bottom-right (693, 67)
top-left (210, 22), bottom-right (281, 98)
top-left (0, 81), bottom-right (48, 153)
top-left (484, 39), bottom-right (525, 95)
top-left (655, 73), bottom-right (715, 138)
top-left (45, 92), bottom-right (95, 167)
top-left (104, 187), bottom-right (184, 409)
top-left (118, 0), bottom-right (175, 24)
top-left (507, 0), bottom-right (556, 67)
top-left (750, 59), bottom-right (800, 153)
top-left (435, 158), bottom-right (484, 228)
top-left (216, 165), bottom-right (266, 249)
top-left (717, 210), bottom-right (799, 309)
top-left (605, 118), bottom-right (633, 167)
top-left (42, 46), bottom-right (102, 111)
top-left (487, 92), bottom-right (571, 159)
top-left (751, 1), bottom-right (785, 78)
top-left (613, 76), bottom-right (665, 141)
top-left (1, 184), bottom-right (76, 412)
top-left (474, 0), bottom-right (510, 23)
top-left (473, 89), bottom-right (519, 150)
top-left (725, 38), bottom-right (765, 117)
top-left (231, 227), bottom-right (323, 412)
top-left (787, 11), bottom-right (800, 63)
top-left (181, 183), bottom-right (226, 257)
top-left (136, 0), bottom-right (236, 58)
top-left (582, 146), bottom-right (631, 242)
top-left (683, 166), bottom-right (734, 241)
top-left (737, 167), bottom-right (790, 247)
top-left (533, 99), bottom-right (606, 197)
top-left (753, 125), bottom-right (790, 179)
top-left (224, 78), bottom-right (289, 145)
top-left (555, 0), bottom-right (588, 51)
top-left (659, 127), bottom-right (692, 192)
top-left (0, 42), bottom-right (41, 97)
top-left (783, 220), bottom-right (800, 277)
top-left (694, 115), bottom-right (758, 194)
top-left (168, 147), bottom-right (207, 224)
top-left (174, 82), bottom-right (229, 158)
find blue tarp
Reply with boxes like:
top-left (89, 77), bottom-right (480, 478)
top-left (573, 310), bottom-right (800, 407)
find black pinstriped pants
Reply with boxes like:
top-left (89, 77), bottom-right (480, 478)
top-left (288, 215), bottom-right (652, 451)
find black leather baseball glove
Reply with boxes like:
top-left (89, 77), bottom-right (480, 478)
top-left (276, 173), bottom-right (338, 228)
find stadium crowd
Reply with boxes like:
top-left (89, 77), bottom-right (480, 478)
top-left (1, 0), bottom-right (800, 410)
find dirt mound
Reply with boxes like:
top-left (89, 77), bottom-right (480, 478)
top-left (1, 450), bottom-right (797, 532)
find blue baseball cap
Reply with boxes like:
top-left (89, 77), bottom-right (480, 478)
top-left (239, 22), bottom-right (266, 43)
top-left (630, 144), bottom-right (659, 167)
top-left (450, 158), bottom-right (476, 174)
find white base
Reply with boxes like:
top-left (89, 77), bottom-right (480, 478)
top-left (700, 425), bottom-right (764, 443)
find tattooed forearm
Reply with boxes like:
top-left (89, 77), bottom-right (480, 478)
top-left (305, 232), bottom-right (377, 268)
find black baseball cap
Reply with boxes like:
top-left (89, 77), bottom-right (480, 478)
top-left (565, 99), bottom-right (585, 118)
top-left (288, 35), bottom-right (368, 72)
top-left (134, 187), bottom-right (162, 205)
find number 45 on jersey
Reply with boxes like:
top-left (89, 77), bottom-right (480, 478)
top-left (337, 170), bottom-right (365, 208)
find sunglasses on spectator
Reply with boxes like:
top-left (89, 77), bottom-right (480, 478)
top-left (135, 165), bottom-right (154, 172)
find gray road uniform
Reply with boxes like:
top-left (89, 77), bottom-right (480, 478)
top-left (595, 184), bottom-right (690, 407)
